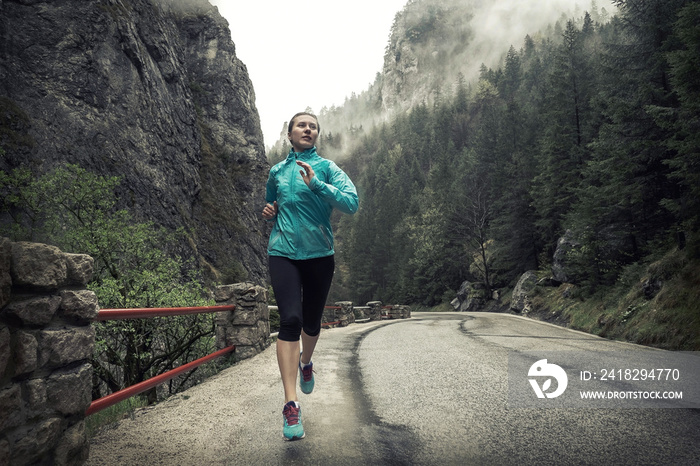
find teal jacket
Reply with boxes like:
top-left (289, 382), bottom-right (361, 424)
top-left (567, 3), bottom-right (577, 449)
top-left (266, 147), bottom-right (358, 260)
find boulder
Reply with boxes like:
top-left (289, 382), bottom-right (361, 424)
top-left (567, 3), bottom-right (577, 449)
top-left (451, 281), bottom-right (488, 312)
top-left (510, 271), bottom-right (538, 313)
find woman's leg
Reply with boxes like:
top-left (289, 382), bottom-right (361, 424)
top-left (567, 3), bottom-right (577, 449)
top-left (299, 330), bottom-right (318, 366)
top-left (277, 340), bottom-right (300, 403)
top-left (299, 255), bottom-right (335, 363)
top-left (269, 256), bottom-right (303, 403)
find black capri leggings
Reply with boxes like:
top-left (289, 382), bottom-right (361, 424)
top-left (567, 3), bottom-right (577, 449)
top-left (269, 255), bottom-right (335, 342)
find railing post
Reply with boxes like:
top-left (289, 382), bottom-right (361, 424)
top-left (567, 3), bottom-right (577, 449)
top-left (0, 238), bottom-right (96, 465)
top-left (386, 304), bottom-right (412, 319)
top-left (366, 301), bottom-right (383, 321)
top-left (214, 283), bottom-right (271, 361)
top-left (334, 301), bottom-right (355, 327)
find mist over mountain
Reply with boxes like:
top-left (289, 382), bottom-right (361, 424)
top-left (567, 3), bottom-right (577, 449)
top-left (380, 0), bottom-right (614, 111)
top-left (268, 0), bottom-right (615, 161)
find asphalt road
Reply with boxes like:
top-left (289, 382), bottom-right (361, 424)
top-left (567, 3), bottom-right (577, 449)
top-left (87, 312), bottom-right (700, 465)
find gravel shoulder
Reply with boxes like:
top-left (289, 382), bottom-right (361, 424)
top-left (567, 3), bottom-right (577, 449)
top-left (87, 340), bottom-right (283, 465)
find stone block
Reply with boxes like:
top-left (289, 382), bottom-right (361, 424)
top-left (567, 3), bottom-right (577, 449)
top-left (234, 345), bottom-right (258, 361)
top-left (11, 417), bottom-right (62, 464)
top-left (255, 320), bottom-right (269, 339)
top-left (367, 301), bottom-right (382, 321)
top-left (54, 420), bottom-right (89, 465)
top-left (47, 364), bottom-right (92, 415)
top-left (234, 283), bottom-right (266, 303)
top-left (15, 331), bottom-right (38, 375)
top-left (59, 289), bottom-right (99, 321)
top-left (214, 284), bottom-right (236, 302)
top-left (0, 326), bottom-right (9, 378)
top-left (64, 253), bottom-right (94, 286)
top-left (216, 282), bottom-right (266, 304)
top-left (38, 327), bottom-right (95, 369)
top-left (227, 326), bottom-right (259, 346)
top-left (10, 242), bottom-right (67, 290)
top-left (3, 295), bottom-right (61, 327)
top-left (232, 307), bottom-right (259, 326)
top-left (25, 378), bottom-right (47, 411)
top-left (0, 385), bottom-right (23, 431)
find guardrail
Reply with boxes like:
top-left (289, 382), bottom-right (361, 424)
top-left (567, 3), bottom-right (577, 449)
top-left (86, 305), bottom-right (236, 416)
top-left (87, 301), bottom-right (410, 416)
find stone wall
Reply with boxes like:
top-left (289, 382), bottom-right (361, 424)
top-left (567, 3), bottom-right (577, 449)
top-left (214, 283), bottom-right (271, 361)
top-left (321, 301), bottom-right (356, 328)
top-left (366, 301), bottom-right (383, 321)
top-left (0, 238), bottom-right (96, 465)
top-left (323, 302), bottom-right (410, 324)
top-left (385, 304), bottom-right (412, 319)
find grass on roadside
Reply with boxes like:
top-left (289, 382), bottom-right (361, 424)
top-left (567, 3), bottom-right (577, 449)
top-left (529, 248), bottom-right (700, 351)
top-left (86, 396), bottom-right (149, 438)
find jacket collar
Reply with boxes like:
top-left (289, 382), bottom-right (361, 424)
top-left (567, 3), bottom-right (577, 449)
top-left (287, 146), bottom-right (317, 161)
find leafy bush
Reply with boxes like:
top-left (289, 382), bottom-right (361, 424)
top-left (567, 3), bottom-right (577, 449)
top-left (1, 164), bottom-right (221, 402)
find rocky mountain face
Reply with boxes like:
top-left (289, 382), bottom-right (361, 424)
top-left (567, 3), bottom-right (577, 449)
top-left (0, 0), bottom-right (269, 284)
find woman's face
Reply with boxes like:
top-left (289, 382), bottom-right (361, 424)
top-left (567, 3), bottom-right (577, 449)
top-left (288, 114), bottom-right (319, 152)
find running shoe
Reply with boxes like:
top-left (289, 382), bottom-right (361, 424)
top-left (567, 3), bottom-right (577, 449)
top-left (282, 401), bottom-right (305, 440)
top-left (299, 353), bottom-right (315, 394)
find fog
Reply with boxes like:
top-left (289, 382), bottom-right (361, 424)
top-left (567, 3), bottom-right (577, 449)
top-left (210, 0), bottom-right (616, 148)
top-left (391, 0), bottom-right (616, 95)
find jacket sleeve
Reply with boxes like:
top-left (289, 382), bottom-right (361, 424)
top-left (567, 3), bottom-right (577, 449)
top-left (309, 162), bottom-right (359, 214)
top-left (265, 168), bottom-right (277, 204)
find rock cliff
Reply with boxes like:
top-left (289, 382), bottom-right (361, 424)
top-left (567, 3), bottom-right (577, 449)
top-left (0, 0), bottom-right (269, 284)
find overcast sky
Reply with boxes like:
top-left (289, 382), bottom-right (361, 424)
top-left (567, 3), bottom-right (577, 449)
top-left (210, 0), bottom-right (408, 147)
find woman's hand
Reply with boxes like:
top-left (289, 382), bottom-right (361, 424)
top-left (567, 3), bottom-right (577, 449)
top-left (297, 161), bottom-right (315, 186)
top-left (262, 201), bottom-right (278, 220)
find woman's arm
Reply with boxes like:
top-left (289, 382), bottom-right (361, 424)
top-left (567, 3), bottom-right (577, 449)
top-left (298, 160), bottom-right (358, 215)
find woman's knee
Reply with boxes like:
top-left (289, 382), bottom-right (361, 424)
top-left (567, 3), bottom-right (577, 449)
top-left (278, 315), bottom-right (302, 341)
top-left (302, 323), bottom-right (321, 338)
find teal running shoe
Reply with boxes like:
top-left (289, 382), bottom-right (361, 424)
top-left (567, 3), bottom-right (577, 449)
top-left (282, 401), bottom-right (305, 440)
top-left (299, 353), bottom-right (315, 394)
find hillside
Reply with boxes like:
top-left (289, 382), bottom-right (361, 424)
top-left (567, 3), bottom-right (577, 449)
top-left (516, 246), bottom-right (699, 350)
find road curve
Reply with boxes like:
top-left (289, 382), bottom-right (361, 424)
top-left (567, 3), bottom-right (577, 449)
top-left (87, 312), bottom-right (700, 465)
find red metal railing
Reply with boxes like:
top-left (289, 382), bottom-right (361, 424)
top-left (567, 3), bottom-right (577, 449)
top-left (86, 305), bottom-right (236, 416)
top-left (88, 303), bottom-right (382, 415)
top-left (94, 305), bottom-right (234, 321)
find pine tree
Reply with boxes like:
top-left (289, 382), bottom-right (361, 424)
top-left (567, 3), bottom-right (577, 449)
top-left (566, 0), bottom-right (688, 287)
top-left (655, 1), bottom-right (700, 254)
